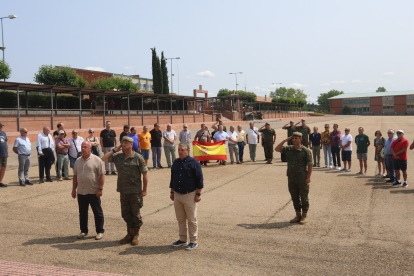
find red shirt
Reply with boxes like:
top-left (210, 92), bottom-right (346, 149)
top-left (110, 102), bottom-right (115, 108)
top-left (391, 138), bottom-right (409, 160)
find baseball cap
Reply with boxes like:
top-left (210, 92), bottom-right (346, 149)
top-left (58, 130), bottom-right (65, 134)
top-left (397, 130), bottom-right (404, 134)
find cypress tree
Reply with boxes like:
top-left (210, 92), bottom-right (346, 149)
top-left (151, 47), bottom-right (163, 94)
top-left (161, 51), bottom-right (170, 94)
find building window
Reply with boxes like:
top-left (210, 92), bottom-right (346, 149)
top-left (383, 106), bottom-right (387, 109)
top-left (367, 107), bottom-right (370, 112)
top-left (353, 108), bottom-right (356, 112)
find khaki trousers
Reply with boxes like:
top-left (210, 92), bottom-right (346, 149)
top-left (174, 191), bottom-right (198, 243)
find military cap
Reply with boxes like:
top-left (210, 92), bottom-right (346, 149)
top-left (265, 122), bottom-right (270, 125)
top-left (122, 136), bottom-right (134, 143)
top-left (292, 132), bottom-right (303, 137)
top-left (290, 120), bottom-right (294, 123)
top-left (301, 119), bottom-right (306, 121)
top-left (218, 118), bottom-right (223, 122)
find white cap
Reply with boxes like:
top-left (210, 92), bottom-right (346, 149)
top-left (397, 130), bottom-right (404, 134)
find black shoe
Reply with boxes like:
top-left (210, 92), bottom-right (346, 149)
top-left (39, 178), bottom-right (45, 183)
top-left (313, 165), bottom-right (316, 167)
top-left (168, 165), bottom-right (172, 168)
top-left (19, 180), bottom-right (26, 186)
top-left (185, 243), bottom-right (198, 251)
top-left (46, 178), bottom-right (53, 182)
top-left (153, 166), bottom-right (157, 169)
top-left (0, 183), bottom-right (7, 188)
top-left (171, 240), bottom-right (187, 247)
top-left (317, 165), bottom-right (320, 167)
top-left (106, 171), bottom-right (110, 175)
top-left (111, 171), bottom-right (117, 175)
top-left (25, 180), bottom-right (33, 185)
top-left (158, 165), bottom-right (163, 169)
top-left (386, 179), bottom-right (394, 183)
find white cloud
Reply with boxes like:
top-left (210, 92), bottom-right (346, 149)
top-left (320, 83), bottom-right (330, 86)
top-left (331, 80), bottom-right (345, 84)
top-left (84, 66), bottom-right (106, 72)
top-left (123, 66), bottom-right (133, 70)
top-left (196, 71), bottom-right (215, 78)
top-left (352, 79), bottom-right (363, 83)
top-left (290, 83), bottom-right (307, 89)
top-left (383, 72), bottom-right (394, 76)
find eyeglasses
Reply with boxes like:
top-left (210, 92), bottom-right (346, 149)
top-left (345, 130), bottom-right (350, 131)
top-left (184, 127), bottom-right (187, 128)
top-left (387, 132), bottom-right (393, 134)
top-left (73, 132), bottom-right (78, 134)
top-left (22, 131), bottom-right (28, 133)
top-left (397, 132), bottom-right (403, 134)
top-left (89, 132), bottom-right (94, 133)
top-left (324, 127), bottom-right (329, 128)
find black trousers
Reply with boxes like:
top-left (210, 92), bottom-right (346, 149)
top-left (331, 146), bottom-right (341, 167)
top-left (77, 194), bottom-right (105, 234)
top-left (38, 156), bottom-right (51, 179)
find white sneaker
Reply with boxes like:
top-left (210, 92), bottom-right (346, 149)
top-left (323, 165), bottom-right (327, 168)
top-left (337, 167), bottom-right (342, 170)
top-left (330, 166), bottom-right (334, 169)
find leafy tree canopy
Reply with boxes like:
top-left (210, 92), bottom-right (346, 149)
top-left (217, 89), bottom-right (257, 101)
top-left (342, 105), bottom-right (353, 115)
top-left (34, 65), bottom-right (88, 87)
top-left (376, 87), bottom-right (386, 92)
top-left (270, 87), bottom-right (307, 103)
top-left (317, 89), bottom-right (344, 112)
top-left (0, 60), bottom-right (12, 80)
top-left (90, 77), bottom-right (138, 92)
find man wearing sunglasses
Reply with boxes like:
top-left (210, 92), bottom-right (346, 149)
top-left (391, 130), bottom-right (409, 188)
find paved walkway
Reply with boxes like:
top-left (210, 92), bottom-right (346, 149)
top-left (0, 260), bottom-right (125, 276)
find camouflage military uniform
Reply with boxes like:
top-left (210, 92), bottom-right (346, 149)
top-left (280, 145), bottom-right (313, 211)
top-left (296, 125), bottom-right (311, 147)
top-left (259, 128), bottom-right (276, 160)
top-left (109, 151), bottom-right (148, 228)
top-left (285, 126), bottom-right (295, 145)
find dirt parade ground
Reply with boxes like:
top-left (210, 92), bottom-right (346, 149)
top-left (0, 115), bottom-right (413, 275)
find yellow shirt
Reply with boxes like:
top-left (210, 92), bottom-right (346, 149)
top-left (138, 132), bottom-right (151, 150)
top-left (321, 130), bottom-right (331, 145)
top-left (236, 130), bottom-right (246, 142)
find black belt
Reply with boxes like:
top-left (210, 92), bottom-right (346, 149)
top-left (175, 189), bottom-right (196, 195)
top-left (387, 154), bottom-right (392, 156)
top-left (18, 154), bottom-right (31, 156)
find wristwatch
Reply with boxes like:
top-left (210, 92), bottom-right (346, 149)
top-left (196, 193), bottom-right (201, 196)
top-left (97, 188), bottom-right (103, 190)
top-left (112, 149), bottom-right (116, 154)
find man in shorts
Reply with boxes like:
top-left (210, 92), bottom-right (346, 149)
top-left (355, 127), bottom-right (370, 174)
top-left (340, 128), bottom-right (353, 172)
top-left (391, 130), bottom-right (409, 188)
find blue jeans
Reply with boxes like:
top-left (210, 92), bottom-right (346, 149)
top-left (164, 146), bottom-right (176, 167)
top-left (385, 155), bottom-right (395, 181)
top-left (323, 145), bottom-right (332, 166)
top-left (237, 142), bottom-right (245, 162)
top-left (152, 147), bottom-right (162, 167)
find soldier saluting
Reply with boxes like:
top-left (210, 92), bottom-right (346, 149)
top-left (275, 132), bottom-right (313, 224)
top-left (102, 136), bottom-right (148, 245)
top-left (258, 122), bottom-right (276, 164)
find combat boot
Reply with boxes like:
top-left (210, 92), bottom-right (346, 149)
top-left (290, 211), bottom-right (301, 223)
top-left (299, 212), bottom-right (307, 224)
top-left (131, 227), bottom-right (140, 245)
top-left (120, 227), bottom-right (134, 244)
top-left (269, 159), bottom-right (273, 164)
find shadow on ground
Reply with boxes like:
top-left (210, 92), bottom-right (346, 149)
top-left (23, 236), bottom-right (124, 250)
top-left (119, 245), bottom-right (181, 255)
top-left (237, 221), bottom-right (293, 229)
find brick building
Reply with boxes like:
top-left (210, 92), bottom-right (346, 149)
top-left (72, 68), bottom-right (154, 92)
top-left (329, 91), bottom-right (414, 115)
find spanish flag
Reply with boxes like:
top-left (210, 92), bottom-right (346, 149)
top-left (193, 141), bottom-right (227, 161)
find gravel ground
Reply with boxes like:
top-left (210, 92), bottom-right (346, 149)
top-left (0, 115), bottom-right (413, 276)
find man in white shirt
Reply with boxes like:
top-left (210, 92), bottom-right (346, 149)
top-left (68, 130), bottom-right (84, 170)
top-left (36, 127), bottom-right (55, 183)
top-left (245, 122), bottom-right (260, 162)
top-left (213, 125), bottom-right (229, 165)
top-left (227, 126), bottom-right (240, 164)
top-left (340, 128), bottom-right (353, 172)
top-left (13, 127), bottom-right (32, 186)
top-left (163, 124), bottom-right (177, 168)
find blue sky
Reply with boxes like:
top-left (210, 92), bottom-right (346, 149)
top-left (3, 0), bottom-right (414, 102)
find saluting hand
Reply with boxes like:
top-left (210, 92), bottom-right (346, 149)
top-left (114, 145), bottom-right (122, 152)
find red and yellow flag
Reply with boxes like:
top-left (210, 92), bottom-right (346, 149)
top-left (193, 141), bottom-right (227, 161)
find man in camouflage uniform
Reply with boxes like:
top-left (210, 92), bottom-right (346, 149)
top-left (275, 132), bottom-right (313, 224)
top-left (258, 122), bottom-right (276, 164)
top-left (282, 121), bottom-right (296, 145)
top-left (296, 119), bottom-right (311, 148)
top-left (102, 136), bottom-right (148, 245)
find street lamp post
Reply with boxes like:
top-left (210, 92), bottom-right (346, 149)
top-left (162, 57), bottom-right (180, 95)
top-left (1, 15), bottom-right (17, 62)
top-left (229, 72), bottom-right (243, 94)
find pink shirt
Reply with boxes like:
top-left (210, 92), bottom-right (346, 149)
top-left (55, 138), bottom-right (69, 154)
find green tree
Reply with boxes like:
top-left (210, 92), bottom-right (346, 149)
top-left (0, 60), bottom-right (12, 80)
top-left (376, 87), bottom-right (386, 92)
top-left (317, 89), bottom-right (344, 111)
top-left (151, 47), bottom-right (163, 94)
top-left (217, 89), bottom-right (257, 101)
top-left (90, 77), bottom-right (138, 92)
top-left (270, 87), bottom-right (307, 104)
top-left (342, 105), bottom-right (353, 115)
top-left (34, 65), bottom-right (88, 87)
top-left (161, 51), bottom-right (169, 94)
